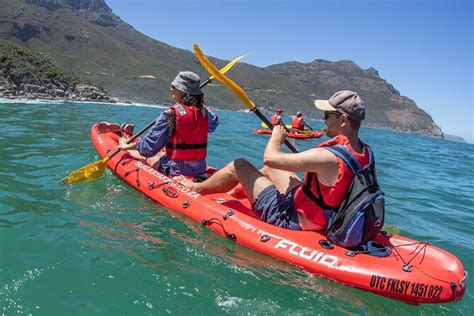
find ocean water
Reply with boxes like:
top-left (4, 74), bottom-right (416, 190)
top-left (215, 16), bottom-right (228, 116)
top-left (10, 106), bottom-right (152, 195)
top-left (0, 100), bottom-right (472, 315)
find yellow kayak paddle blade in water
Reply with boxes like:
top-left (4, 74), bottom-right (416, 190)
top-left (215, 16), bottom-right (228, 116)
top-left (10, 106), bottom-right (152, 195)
top-left (60, 156), bottom-right (110, 184)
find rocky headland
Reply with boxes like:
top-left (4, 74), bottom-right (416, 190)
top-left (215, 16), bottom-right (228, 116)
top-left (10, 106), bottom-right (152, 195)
top-left (0, 39), bottom-right (123, 103)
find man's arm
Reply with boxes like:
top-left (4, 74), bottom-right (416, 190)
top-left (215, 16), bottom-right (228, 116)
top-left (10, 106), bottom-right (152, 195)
top-left (263, 125), bottom-right (338, 181)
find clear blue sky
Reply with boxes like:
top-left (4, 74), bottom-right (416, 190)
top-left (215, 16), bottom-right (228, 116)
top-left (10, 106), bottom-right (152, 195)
top-left (106, 0), bottom-right (473, 142)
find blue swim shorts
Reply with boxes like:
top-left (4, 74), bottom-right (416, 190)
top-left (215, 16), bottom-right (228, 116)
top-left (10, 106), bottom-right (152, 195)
top-left (252, 185), bottom-right (301, 230)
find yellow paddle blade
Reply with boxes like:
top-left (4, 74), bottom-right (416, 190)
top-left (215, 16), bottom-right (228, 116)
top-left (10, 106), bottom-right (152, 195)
top-left (261, 122), bottom-right (292, 129)
top-left (210, 52), bottom-right (252, 79)
top-left (194, 44), bottom-right (256, 111)
top-left (60, 157), bottom-right (109, 184)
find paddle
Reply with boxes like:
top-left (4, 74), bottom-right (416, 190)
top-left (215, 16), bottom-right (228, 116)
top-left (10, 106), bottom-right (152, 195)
top-left (305, 123), bottom-right (315, 132)
top-left (60, 52), bottom-right (250, 185)
top-left (193, 44), bottom-right (298, 153)
top-left (261, 122), bottom-right (292, 129)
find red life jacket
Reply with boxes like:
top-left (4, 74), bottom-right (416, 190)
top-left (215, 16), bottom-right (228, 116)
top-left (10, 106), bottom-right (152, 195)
top-left (292, 116), bottom-right (304, 130)
top-left (270, 114), bottom-right (280, 125)
top-left (293, 135), bottom-right (371, 230)
top-left (166, 103), bottom-right (209, 160)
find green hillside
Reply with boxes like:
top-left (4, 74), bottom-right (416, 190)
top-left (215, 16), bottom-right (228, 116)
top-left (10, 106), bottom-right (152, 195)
top-left (0, 39), bottom-right (80, 87)
top-left (0, 39), bottom-right (114, 101)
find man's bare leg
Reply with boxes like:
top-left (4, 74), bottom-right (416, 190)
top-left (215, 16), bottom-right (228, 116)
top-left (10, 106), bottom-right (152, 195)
top-left (260, 166), bottom-right (302, 194)
top-left (176, 158), bottom-right (273, 202)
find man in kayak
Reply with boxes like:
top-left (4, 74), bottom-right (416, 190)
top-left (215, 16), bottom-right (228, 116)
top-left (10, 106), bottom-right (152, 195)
top-left (270, 107), bottom-right (285, 126)
top-left (176, 90), bottom-right (371, 231)
top-left (117, 71), bottom-right (219, 178)
top-left (291, 111), bottom-right (314, 132)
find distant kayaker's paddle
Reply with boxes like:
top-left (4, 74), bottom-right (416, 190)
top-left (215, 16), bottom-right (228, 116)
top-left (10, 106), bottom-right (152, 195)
top-left (261, 122), bottom-right (292, 129)
top-left (261, 122), bottom-right (325, 136)
top-left (193, 44), bottom-right (298, 153)
top-left (60, 52), bottom-right (250, 185)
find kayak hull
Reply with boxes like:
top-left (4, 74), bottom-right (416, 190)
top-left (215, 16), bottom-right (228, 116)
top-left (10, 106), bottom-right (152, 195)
top-left (252, 128), bottom-right (324, 139)
top-left (91, 124), bottom-right (466, 304)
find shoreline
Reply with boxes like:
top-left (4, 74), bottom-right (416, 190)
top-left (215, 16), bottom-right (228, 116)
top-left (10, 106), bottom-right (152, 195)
top-left (1, 97), bottom-right (467, 144)
top-left (0, 96), bottom-right (134, 107)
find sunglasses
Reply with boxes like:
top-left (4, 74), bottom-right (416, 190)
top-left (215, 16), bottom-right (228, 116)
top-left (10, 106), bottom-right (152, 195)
top-left (324, 111), bottom-right (342, 120)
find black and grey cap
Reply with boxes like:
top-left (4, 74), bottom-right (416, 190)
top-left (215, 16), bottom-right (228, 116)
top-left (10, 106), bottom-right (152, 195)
top-left (171, 71), bottom-right (202, 96)
top-left (314, 90), bottom-right (365, 122)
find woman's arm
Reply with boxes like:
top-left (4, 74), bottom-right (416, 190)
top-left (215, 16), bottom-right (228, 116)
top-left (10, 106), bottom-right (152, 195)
top-left (205, 106), bottom-right (219, 132)
top-left (119, 110), bottom-right (174, 157)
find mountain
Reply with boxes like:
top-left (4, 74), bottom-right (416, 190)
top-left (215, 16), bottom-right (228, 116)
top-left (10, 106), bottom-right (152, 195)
top-left (266, 60), bottom-right (443, 135)
top-left (0, 0), bottom-right (443, 137)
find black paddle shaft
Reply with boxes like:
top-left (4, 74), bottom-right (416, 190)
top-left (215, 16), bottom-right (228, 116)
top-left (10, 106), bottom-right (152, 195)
top-left (252, 108), bottom-right (298, 153)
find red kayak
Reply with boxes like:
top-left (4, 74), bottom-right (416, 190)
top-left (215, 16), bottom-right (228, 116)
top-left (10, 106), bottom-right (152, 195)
top-left (91, 123), bottom-right (467, 304)
top-left (252, 128), bottom-right (324, 139)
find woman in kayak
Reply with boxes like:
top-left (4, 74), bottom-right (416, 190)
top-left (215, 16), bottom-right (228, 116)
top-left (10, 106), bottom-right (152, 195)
top-left (117, 71), bottom-right (219, 178)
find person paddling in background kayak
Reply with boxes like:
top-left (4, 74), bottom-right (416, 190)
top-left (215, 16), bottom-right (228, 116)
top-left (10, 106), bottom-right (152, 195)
top-left (176, 90), bottom-right (372, 231)
top-left (270, 107), bottom-right (285, 126)
top-left (117, 71), bottom-right (219, 178)
top-left (291, 111), bottom-right (314, 132)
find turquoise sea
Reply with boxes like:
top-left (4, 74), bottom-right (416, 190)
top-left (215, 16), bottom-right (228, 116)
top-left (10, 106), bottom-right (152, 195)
top-left (0, 100), bottom-right (472, 315)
